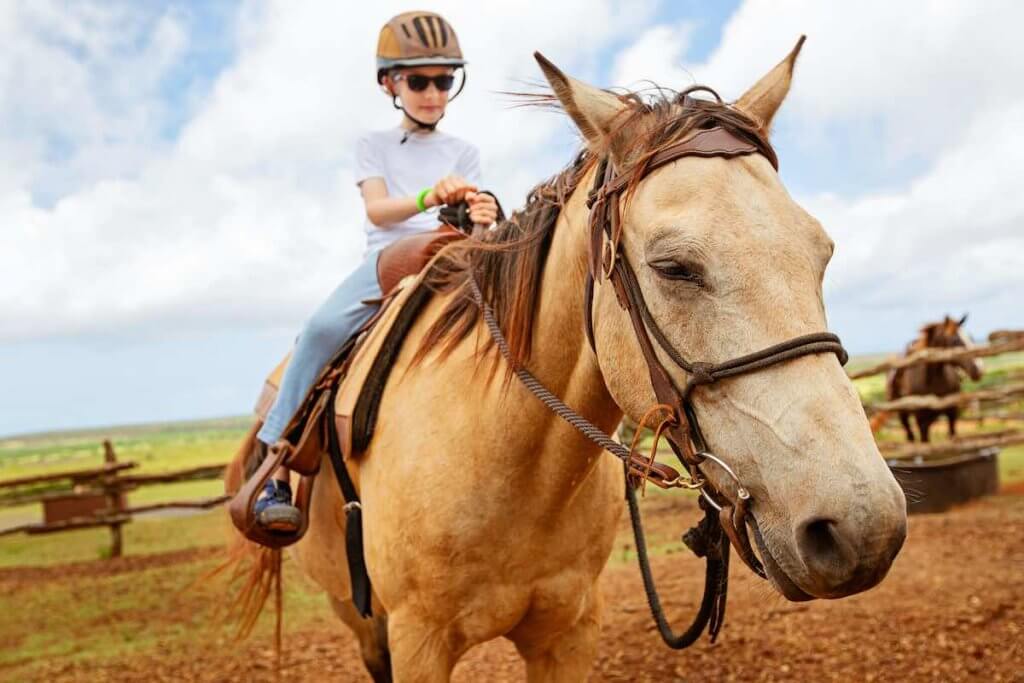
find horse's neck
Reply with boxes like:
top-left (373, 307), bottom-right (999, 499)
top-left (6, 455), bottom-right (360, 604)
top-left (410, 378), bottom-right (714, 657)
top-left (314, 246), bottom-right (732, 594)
top-left (500, 168), bottom-right (622, 494)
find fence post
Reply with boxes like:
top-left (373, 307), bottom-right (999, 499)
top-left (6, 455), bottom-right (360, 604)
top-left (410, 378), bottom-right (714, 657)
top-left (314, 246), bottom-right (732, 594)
top-left (102, 440), bottom-right (124, 558)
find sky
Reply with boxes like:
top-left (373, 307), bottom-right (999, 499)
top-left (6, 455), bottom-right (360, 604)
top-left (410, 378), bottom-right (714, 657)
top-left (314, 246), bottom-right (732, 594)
top-left (1, 1), bottom-right (1022, 437)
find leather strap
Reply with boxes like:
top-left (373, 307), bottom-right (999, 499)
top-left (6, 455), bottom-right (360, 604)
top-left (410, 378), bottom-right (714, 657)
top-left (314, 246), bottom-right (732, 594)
top-left (326, 382), bottom-right (373, 618)
top-left (590, 127), bottom-right (776, 204)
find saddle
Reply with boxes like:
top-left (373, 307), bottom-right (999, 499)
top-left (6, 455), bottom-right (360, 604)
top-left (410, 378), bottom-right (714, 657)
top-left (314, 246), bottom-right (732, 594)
top-left (229, 224), bottom-right (465, 549)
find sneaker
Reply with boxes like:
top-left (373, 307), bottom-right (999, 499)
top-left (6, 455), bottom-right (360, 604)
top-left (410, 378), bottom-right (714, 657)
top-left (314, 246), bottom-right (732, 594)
top-left (254, 479), bottom-right (302, 533)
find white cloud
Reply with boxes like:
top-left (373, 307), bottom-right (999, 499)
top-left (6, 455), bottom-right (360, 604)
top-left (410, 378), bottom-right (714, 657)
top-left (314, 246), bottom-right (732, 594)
top-left (812, 100), bottom-right (1024, 312)
top-left (5, 0), bottom-right (1020, 351)
top-left (615, 1), bottom-right (1024, 165)
top-left (607, 21), bottom-right (695, 93)
top-left (0, 2), bottom-right (189, 202)
top-left (610, 1), bottom-right (1024, 341)
top-left (0, 0), bottom-right (657, 342)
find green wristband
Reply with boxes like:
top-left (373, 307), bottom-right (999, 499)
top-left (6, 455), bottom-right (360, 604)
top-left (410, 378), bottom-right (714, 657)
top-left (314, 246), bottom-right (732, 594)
top-left (416, 188), bottom-right (432, 213)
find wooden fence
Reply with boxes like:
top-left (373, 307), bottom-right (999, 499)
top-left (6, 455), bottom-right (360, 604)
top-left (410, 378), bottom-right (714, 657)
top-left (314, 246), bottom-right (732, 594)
top-left (854, 330), bottom-right (1024, 461)
top-left (0, 440), bottom-right (227, 558)
top-left (848, 335), bottom-right (1024, 380)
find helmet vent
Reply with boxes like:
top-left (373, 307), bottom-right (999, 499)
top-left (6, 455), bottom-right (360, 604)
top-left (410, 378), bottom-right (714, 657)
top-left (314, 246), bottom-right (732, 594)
top-left (426, 16), bottom-right (440, 47)
top-left (411, 16), bottom-right (430, 48)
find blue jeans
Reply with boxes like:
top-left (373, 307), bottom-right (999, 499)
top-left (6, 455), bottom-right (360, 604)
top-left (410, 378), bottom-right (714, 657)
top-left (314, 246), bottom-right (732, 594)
top-left (257, 255), bottom-right (382, 445)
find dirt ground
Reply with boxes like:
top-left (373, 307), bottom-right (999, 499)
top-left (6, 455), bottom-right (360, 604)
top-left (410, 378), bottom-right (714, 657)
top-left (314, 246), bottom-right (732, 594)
top-left (11, 494), bottom-right (1024, 683)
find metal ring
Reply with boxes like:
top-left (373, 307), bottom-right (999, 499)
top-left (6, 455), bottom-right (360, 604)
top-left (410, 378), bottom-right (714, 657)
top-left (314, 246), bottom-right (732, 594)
top-left (700, 488), bottom-right (723, 511)
top-left (694, 450), bottom-right (750, 500)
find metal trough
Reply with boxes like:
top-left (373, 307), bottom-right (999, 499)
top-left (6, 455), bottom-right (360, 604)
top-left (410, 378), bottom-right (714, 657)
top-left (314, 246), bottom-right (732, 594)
top-left (887, 447), bottom-right (1000, 514)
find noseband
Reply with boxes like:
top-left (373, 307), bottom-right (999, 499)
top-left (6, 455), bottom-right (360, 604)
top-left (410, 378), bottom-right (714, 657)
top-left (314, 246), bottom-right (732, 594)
top-left (470, 120), bottom-right (848, 648)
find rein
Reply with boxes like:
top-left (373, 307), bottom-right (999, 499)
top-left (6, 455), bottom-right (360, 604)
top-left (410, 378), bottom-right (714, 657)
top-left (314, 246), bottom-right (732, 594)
top-left (468, 122), bottom-right (850, 648)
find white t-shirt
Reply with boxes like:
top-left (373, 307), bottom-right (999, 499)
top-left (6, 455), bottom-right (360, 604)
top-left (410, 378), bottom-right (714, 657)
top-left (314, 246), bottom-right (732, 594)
top-left (354, 126), bottom-right (483, 255)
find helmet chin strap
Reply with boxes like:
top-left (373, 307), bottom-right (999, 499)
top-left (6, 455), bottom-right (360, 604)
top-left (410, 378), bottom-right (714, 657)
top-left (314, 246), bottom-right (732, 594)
top-left (392, 96), bottom-right (442, 144)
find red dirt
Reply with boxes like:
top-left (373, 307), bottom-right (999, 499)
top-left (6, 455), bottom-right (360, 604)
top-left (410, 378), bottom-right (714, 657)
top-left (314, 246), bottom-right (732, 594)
top-left (11, 495), bottom-right (1024, 683)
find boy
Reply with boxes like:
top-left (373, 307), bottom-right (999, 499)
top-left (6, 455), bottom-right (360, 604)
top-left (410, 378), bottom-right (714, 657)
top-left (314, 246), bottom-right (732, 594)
top-left (251, 11), bottom-right (498, 533)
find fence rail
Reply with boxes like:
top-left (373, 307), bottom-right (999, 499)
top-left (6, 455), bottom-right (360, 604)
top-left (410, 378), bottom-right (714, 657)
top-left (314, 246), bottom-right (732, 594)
top-left (0, 440), bottom-right (228, 557)
top-left (879, 430), bottom-right (1024, 460)
top-left (848, 335), bottom-right (1024, 380)
top-left (867, 382), bottom-right (1024, 413)
top-left (0, 462), bottom-right (136, 490)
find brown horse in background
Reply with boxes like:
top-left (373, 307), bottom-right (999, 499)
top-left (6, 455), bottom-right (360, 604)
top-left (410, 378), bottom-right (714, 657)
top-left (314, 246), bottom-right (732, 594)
top-left (887, 315), bottom-right (983, 442)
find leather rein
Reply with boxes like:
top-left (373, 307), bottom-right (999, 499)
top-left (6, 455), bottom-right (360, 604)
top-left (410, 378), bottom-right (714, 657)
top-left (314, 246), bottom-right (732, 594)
top-left (468, 121), bottom-right (849, 648)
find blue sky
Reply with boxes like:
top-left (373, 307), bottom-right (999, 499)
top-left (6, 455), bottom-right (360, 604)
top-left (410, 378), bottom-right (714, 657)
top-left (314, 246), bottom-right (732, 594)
top-left (2, 1), bottom-right (1021, 436)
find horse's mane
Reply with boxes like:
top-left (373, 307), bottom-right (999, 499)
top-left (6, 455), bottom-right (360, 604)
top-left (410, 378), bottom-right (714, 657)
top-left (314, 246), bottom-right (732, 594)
top-left (415, 85), bottom-right (766, 370)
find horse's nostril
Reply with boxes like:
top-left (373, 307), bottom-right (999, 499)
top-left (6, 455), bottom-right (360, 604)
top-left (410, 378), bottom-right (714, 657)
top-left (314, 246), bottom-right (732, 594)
top-left (799, 518), bottom-right (839, 559)
top-left (796, 516), bottom-right (859, 584)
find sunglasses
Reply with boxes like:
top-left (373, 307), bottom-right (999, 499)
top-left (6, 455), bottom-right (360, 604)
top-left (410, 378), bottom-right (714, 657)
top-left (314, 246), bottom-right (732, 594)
top-left (394, 73), bottom-right (456, 92)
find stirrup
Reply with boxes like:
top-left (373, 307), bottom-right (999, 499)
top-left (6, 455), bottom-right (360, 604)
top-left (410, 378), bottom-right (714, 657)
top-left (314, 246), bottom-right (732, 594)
top-left (229, 441), bottom-right (316, 548)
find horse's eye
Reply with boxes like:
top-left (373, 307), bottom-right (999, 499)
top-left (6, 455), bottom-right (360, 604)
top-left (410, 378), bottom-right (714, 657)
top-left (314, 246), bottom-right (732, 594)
top-left (648, 259), bottom-right (705, 286)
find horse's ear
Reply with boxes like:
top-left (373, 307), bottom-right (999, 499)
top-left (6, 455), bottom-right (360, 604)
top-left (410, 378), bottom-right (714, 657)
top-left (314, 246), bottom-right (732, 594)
top-left (958, 313), bottom-right (969, 326)
top-left (534, 52), bottom-right (629, 152)
top-left (734, 35), bottom-right (805, 136)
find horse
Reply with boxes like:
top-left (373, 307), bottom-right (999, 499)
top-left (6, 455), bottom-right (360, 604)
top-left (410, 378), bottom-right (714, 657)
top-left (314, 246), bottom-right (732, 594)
top-left (225, 40), bottom-right (907, 682)
top-left (887, 315), bottom-right (983, 442)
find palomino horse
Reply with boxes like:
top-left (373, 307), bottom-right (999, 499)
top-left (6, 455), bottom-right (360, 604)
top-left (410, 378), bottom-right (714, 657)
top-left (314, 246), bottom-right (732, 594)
top-left (226, 40), bottom-right (907, 682)
top-left (887, 315), bottom-right (983, 442)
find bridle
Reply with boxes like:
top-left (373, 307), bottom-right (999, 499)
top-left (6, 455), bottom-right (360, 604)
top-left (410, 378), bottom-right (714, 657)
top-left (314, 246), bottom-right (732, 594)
top-left (468, 107), bottom-right (849, 648)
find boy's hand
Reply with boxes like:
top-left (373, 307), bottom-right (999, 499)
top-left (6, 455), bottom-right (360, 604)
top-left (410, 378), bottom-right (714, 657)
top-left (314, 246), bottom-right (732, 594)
top-left (429, 174), bottom-right (477, 206)
top-left (465, 191), bottom-right (498, 226)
